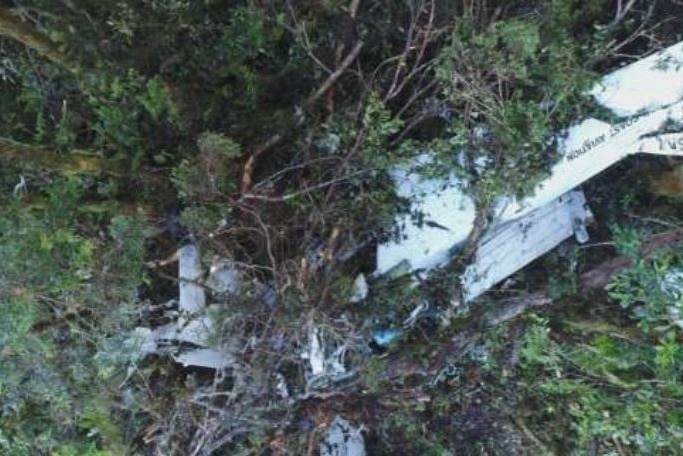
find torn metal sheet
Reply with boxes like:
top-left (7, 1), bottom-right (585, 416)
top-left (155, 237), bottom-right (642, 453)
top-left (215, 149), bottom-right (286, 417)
top-left (376, 154), bottom-right (476, 274)
top-left (130, 327), bottom-right (158, 356)
top-left (320, 416), bottom-right (367, 456)
top-left (206, 257), bottom-right (241, 294)
top-left (134, 243), bottom-right (239, 369)
top-left (303, 326), bottom-right (352, 388)
top-left (498, 101), bottom-right (683, 222)
top-left (349, 274), bottom-right (368, 303)
top-left (178, 242), bottom-right (206, 314)
top-left (173, 348), bottom-right (235, 369)
top-left (152, 314), bottom-right (215, 346)
top-left (463, 191), bottom-right (592, 302)
top-left (637, 133), bottom-right (683, 155)
top-left (307, 326), bottom-right (325, 376)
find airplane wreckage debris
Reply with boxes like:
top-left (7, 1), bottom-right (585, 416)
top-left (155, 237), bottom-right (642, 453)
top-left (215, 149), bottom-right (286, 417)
top-left (132, 41), bottom-right (683, 370)
top-left (133, 242), bottom-right (241, 369)
top-left (378, 40), bottom-right (683, 302)
top-left (320, 416), bottom-right (367, 456)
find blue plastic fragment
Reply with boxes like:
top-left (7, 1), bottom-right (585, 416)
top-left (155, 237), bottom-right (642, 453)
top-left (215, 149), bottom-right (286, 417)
top-left (372, 328), bottom-right (402, 346)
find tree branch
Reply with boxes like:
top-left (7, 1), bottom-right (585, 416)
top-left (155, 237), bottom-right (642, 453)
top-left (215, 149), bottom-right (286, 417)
top-left (0, 7), bottom-right (75, 72)
top-left (0, 137), bottom-right (117, 175)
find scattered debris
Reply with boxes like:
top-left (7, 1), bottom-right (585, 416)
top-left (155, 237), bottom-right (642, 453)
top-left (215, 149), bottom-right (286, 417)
top-left (320, 416), bottom-right (367, 456)
top-left (371, 328), bottom-right (402, 347)
top-left (173, 348), bottom-right (236, 369)
top-left (303, 325), bottom-right (353, 389)
top-left (659, 268), bottom-right (683, 301)
top-left (12, 175), bottom-right (26, 197)
top-left (349, 274), bottom-right (368, 303)
top-left (133, 242), bottom-right (240, 369)
top-left (152, 312), bottom-right (215, 346)
top-left (275, 373), bottom-right (290, 399)
top-left (130, 327), bottom-right (157, 356)
top-left (307, 326), bottom-right (325, 376)
top-left (260, 284), bottom-right (279, 309)
top-left (403, 300), bottom-right (429, 327)
top-left (206, 257), bottom-right (241, 294)
top-left (657, 268), bottom-right (683, 330)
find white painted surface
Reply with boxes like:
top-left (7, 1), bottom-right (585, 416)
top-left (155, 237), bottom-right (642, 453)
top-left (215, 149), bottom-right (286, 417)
top-left (591, 41), bottom-right (683, 116)
top-left (376, 155), bottom-right (476, 274)
top-left (349, 274), bottom-right (369, 303)
top-left (308, 326), bottom-right (325, 376)
top-left (320, 416), bottom-right (366, 456)
top-left (498, 101), bottom-right (683, 223)
top-left (463, 191), bottom-right (592, 302)
top-left (637, 133), bottom-right (683, 155)
top-left (304, 326), bottom-right (349, 385)
top-left (178, 243), bottom-right (206, 314)
top-left (173, 348), bottom-right (235, 369)
top-left (131, 327), bottom-right (157, 355)
top-left (206, 257), bottom-right (241, 294)
top-left (152, 315), bottom-right (214, 346)
top-left (376, 40), bottom-right (683, 300)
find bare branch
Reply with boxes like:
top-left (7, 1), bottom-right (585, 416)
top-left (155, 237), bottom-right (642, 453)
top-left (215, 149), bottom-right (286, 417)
top-left (305, 40), bottom-right (365, 107)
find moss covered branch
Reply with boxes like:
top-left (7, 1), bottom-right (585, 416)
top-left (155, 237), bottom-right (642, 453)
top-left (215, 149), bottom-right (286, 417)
top-left (0, 137), bottom-right (116, 175)
top-left (0, 7), bottom-right (74, 71)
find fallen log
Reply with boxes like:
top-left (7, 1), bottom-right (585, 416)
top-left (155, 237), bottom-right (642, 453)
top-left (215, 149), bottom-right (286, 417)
top-left (580, 227), bottom-right (683, 294)
top-left (0, 137), bottom-right (117, 175)
top-left (484, 227), bottom-right (683, 327)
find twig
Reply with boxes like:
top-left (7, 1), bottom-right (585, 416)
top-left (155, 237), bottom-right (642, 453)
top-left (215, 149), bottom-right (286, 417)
top-left (580, 227), bottom-right (683, 294)
top-left (252, 156), bottom-right (344, 192)
top-left (486, 293), bottom-right (553, 326)
top-left (241, 133), bottom-right (283, 193)
top-left (240, 38), bottom-right (363, 197)
top-left (145, 250), bottom-right (179, 269)
top-left (305, 41), bottom-right (364, 107)
top-left (239, 205), bottom-right (279, 288)
top-left (626, 212), bottom-right (681, 229)
top-left (384, 0), bottom-right (437, 102)
top-left (241, 170), bottom-right (368, 202)
top-left (509, 415), bottom-right (554, 456)
top-left (348, 0), bottom-right (360, 18)
top-left (384, 2), bottom-right (419, 101)
top-left (611, 0), bottom-right (638, 27)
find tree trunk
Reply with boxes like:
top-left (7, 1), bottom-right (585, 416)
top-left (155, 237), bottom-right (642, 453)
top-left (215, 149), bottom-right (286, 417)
top-left (0, 7), bottom-right (74, 71)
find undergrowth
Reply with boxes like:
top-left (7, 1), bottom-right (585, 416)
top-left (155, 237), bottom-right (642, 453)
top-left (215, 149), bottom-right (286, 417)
top-left (0, 0), bottom-right (680, 454)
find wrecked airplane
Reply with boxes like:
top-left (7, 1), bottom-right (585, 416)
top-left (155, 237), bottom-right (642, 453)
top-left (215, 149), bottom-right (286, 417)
top-left (377, 40), bottom-right (683, 302)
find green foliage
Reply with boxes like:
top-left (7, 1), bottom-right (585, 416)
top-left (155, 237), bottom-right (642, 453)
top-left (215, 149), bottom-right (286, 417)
top-left (518, 314), bottom-right (683, 454)
top-left (178, 205), bottom-right (225, 238)
top-left (361, 92), bottom-right (405, 163)
top-left (0, 0), bottom-right (674, 454)
top-left (86, 69), bottom-right (178, 158)
top-left (137, 76), bottom-right (177, 122)
top-left (171, 132), bottom-right (243, 201)
top-left (607, 249), bottom-right (683, 332)
top-left (435, 6), bottom-right (604, 201)
top-left (0, 178), bottom-right (148, 454)
top-left (611, 224), bottom-right (643, 258)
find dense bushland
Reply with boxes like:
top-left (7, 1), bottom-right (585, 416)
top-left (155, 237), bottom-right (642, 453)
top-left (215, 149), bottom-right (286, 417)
top-left (1, 1), bottom-right (683, 454)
